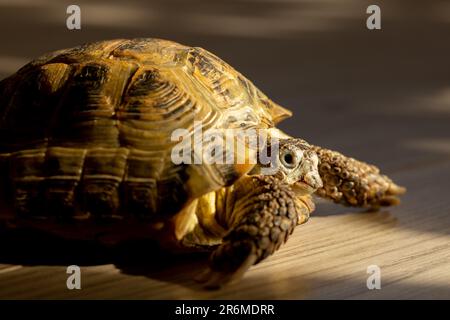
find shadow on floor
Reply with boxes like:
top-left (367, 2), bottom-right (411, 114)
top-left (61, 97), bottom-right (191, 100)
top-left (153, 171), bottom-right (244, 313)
top-left (0, 228), bottom-right (211, 291)
top-left (0, 213), bottom-right (449, 299)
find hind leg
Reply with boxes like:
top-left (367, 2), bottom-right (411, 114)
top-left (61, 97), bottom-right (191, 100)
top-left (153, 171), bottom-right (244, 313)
top-left (311, 146), bottom-right (406, 209)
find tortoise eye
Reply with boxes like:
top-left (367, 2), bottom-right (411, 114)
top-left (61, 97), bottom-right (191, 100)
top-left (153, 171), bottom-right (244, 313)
top-left (281, 150), bottom-right (298, 169)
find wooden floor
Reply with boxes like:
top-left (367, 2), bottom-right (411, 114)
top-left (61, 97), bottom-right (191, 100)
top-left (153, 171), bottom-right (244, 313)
top-left (0, 0), bottom-right (449, 299)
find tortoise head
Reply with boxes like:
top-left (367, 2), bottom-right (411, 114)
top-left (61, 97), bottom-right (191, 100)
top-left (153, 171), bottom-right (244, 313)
top-left (277, 139), bottom-right (323, 194)
top-left (251, 138), bottom-right (323, 195)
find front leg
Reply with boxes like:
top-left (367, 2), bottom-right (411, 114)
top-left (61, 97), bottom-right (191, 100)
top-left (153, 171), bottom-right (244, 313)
top-left (311, 146), bottom-right (406, 209)
top-left (196, 175), bottom-right (314, 289)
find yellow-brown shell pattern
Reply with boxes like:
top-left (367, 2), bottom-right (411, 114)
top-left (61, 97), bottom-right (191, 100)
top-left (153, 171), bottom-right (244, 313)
top-left (0, 38), bottom-right (291, 221)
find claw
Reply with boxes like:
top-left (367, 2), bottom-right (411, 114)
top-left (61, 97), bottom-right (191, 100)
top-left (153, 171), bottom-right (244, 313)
top-left (377, 182), bottom-right (406, 207)
top-left (379, 195), bottom-right (401, 206)
top-left (194, 268), bottom-right (213, 284)
top-left (368, 181), bottom-right (406, 210)
top-left (387, 183), bottom-right (407, 196)
top-left (195, 254), bottom-right (257, 290)
top-left (195, 269), bottom-right (233, 290)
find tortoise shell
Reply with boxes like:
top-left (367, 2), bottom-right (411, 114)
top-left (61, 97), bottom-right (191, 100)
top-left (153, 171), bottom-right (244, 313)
top-left (0, 38), bottom-right (292, 224)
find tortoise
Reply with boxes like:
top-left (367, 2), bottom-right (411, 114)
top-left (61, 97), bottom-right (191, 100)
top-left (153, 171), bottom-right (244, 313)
top-left (0, 38), bottom-right (405, 288)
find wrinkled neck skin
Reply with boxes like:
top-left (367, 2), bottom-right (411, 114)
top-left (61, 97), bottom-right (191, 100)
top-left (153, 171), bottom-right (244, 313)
top-left (178, 175), bottom-right (315, 251)
top-left (177, 128), bottom-right (316, 250)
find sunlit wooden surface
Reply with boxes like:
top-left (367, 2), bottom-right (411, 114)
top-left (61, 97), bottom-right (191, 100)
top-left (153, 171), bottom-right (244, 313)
top-left (0, 0), bottom-right (449, 299)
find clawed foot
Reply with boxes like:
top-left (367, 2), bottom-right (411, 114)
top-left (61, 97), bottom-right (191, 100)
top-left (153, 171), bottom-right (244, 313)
top-left (312, 145), bottom-right (407, 209)
top-left (379, 182), bottom-right (406, 206)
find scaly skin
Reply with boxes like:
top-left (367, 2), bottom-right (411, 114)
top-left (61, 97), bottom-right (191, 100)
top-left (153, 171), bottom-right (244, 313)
top-left (311, 146), bottom-right (406, 209)
top-left (196, 175), bottom-right (314, 289)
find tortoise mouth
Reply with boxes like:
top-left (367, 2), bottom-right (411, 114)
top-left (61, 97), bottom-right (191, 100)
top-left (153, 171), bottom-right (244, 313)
top-left (292, 180), bottom-right (316, 195)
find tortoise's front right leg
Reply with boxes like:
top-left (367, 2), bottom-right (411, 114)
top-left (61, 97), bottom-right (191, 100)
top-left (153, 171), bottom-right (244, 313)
top-left (311, 146), bottom-right (406, 209)
top-left (196, 175), bottom-right (314, 289)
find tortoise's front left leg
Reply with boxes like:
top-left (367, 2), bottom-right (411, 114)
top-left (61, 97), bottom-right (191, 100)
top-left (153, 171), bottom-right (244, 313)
top-left (311, 145), bottom-right (406, 209)
top-left (196, 175), bottom-right (314, 289)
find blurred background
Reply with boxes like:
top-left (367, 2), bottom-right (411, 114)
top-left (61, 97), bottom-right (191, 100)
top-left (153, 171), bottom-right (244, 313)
top-left (0, 0), bottom-right (449, 299)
